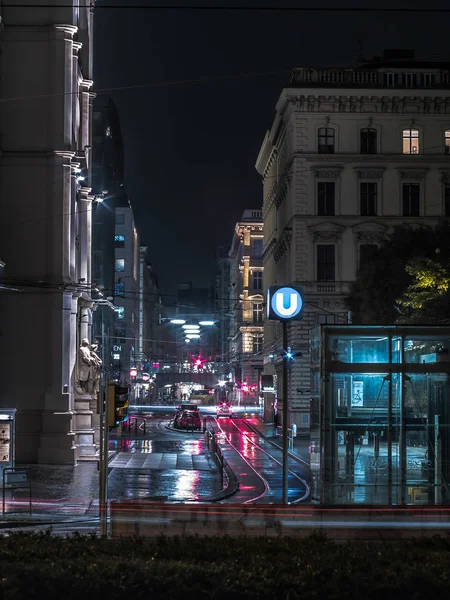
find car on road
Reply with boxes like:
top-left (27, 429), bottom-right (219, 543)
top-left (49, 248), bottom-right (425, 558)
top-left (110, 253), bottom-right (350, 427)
top-left (175, 409), bottom-right (202, 430)
top-left (216, 402), bottom-right (233, 418)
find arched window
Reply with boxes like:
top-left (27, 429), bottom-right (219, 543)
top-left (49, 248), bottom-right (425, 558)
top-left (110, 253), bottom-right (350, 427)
top-left (318, 127), bottom-right (335, 154)
top-left (360, 128), bottom-right (377, 154)
top-left (445, 130), bottom-right (450, 155)
top-left (402, 128), bottom-right (419, 154)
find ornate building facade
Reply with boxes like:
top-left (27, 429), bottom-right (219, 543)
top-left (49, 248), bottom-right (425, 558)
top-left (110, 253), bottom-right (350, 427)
top-left (256, 50), bottom-right (450, 433)
top-left (229, 210), bottom-right (264, 398)
top-left (0, 2), bottom-right (97, 463)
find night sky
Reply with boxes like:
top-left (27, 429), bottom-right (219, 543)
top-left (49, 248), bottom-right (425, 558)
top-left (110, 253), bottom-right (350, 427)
top-left (94, 1), bottom-right (449, 293)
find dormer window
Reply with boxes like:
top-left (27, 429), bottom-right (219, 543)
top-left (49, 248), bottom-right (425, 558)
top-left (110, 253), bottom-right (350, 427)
top-left (423, 73), bottom-right (433, 88)
top-left (403, 129), bottom-right (419, 154)
top-left (403, 73), bottom-right (417, 87)
top-left (385, 73), bottom-right (396, 87)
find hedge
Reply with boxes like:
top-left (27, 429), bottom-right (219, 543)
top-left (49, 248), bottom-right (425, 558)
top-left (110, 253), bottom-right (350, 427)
top-left (0, 531), bottom-right (450, 599)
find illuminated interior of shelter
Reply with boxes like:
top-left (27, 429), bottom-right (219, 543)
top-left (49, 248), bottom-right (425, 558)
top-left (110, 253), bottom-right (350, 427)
top-left (310, 326), bottom-right (450, 505)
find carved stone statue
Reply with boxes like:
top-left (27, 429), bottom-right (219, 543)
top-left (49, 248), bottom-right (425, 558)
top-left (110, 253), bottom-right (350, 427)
top-left (76, 338), bottom-right (102, 396)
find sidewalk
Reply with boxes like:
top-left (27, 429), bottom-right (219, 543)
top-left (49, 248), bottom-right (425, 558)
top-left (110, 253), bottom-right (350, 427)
top-left (243, 417), bottom-right (310, 466)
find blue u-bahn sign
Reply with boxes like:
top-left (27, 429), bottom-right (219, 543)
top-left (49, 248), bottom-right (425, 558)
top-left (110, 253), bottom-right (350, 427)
top-left (267, 286), bottom-right (304, 321)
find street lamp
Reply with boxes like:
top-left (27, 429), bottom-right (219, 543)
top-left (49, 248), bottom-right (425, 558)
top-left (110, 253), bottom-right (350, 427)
top-left (170, 319), bottom-right (186, 325)
top-left (199, 321), bottom-right (215, 326)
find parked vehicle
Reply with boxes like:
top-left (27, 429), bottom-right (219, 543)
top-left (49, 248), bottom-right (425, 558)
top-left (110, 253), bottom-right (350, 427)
top-left (175, 409), bottom-right (202, 430)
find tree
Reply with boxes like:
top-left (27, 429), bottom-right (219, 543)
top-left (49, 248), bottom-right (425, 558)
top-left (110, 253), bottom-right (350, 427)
top-left (397, 257), bottom-right (450, 324)
top-left (347, 222), bottom-right (450, 325)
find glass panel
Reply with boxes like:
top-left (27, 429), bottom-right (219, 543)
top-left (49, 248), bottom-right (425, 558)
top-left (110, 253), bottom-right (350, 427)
top-left (327, 335), bottom-right (389, 363)
top-left (326, 372), bottom-right (401, 504)
top-left (403, 336), bottom-right (450, 363)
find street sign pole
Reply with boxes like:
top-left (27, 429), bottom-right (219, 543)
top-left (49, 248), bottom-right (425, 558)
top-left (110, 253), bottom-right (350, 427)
top-left (282, 320), bottom-right (289, 504)
top-left (266, 285), bottom-right (304, 506)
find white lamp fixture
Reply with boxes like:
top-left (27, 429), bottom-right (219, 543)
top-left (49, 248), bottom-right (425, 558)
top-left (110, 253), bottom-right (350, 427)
top-left (182, 324), bottom-right (200, 330)
top-left (185, 338), bottom-right (190, 343)
top-left (170, 319), bottom-right (186, 325)
top-left (186, 333), bottom-right (200, 339)
top-left (199, 321), bottom-right (215, 326)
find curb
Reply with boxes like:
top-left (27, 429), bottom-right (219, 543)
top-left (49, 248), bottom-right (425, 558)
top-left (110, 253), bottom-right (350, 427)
top-left (243, 419), bottom-right (310, 469)
top-left (195, 457), bottom-right (240, 503)
top-left (164, 423), bottom-right (203, 435)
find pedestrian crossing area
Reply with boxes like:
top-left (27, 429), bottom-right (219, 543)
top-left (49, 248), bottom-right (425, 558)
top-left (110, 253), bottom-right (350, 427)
top-left (109, 452), bottom-right (212, 471)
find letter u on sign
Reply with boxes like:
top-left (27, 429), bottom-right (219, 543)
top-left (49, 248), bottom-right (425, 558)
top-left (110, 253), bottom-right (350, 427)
top-left (267, 286), bottom-right (304, 321)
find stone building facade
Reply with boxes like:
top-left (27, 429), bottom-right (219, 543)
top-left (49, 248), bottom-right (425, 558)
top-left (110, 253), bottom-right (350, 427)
top-left (256, 50), bottom-right (450, 433)
top-left (0, 1), bottom-right (96, 463)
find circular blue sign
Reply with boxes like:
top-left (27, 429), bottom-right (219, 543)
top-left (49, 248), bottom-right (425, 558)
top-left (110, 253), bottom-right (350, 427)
top-left (271, 287), bottom-right (303, 320)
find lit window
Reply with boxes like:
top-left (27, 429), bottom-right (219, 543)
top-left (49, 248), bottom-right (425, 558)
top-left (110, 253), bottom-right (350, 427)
top-left (252, 335), bottom-right (263, 354)
top-left (253, 302), bottom-right (263, 323)
top-left (252, 271), bottom-right (263, 290)
top-left (317, 245), bottom-right (335, 281)
top-left (251, 238), bottom-right (263, 258)
top-left (445, 130), bottom-right (450, 155)
top-left (115, 234), bottom-right (125, 248)
top-left (402, 183), bottom-right (420, 216)
top-left (115, 306), bottom-right (125, 320)
top-left (317, 182), bottom-right (335, 216)
top-left (318, 127), bottom-right (335, 154)
top-left (402, 129), bottom-right (419, 154)
top-left (105, 126), bottom-right (111, 137)
top-left (360, 182), bottom-right (377, 216)
top-left (115, 258), bottom-right (125, 272)
top-left (113, 353), bottom-right (120, 360)
top-left (360, 128), bottom-right (377, 154)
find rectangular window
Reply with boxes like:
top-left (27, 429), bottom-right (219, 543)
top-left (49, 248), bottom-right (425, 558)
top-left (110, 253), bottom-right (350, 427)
top-left (403, 129), bottom-right (419, 154)
top-left (316, 314), bottom-right (337, 325)
top-left (115, 306), bottom-right (125, 320)
top-left (114, 234), bottom-right (125, 248)
top-left (359, 244), bottom-right (378, 268)
top-left (360, 128), bottom-right (377, 154)
top-left (252, 335), bottom-right (263, 354)
top-left (317, 182), bottom-right (335, 216)
top-left (404, 73), bottom-right (417, 87)
top-left (116, 213), bottom-right (125, 225)
top-left (317, 245), bottom-right (335, 281)
top-left (253, 302), bottom-right (263, 323)
top-left (445, 130), bottom-right (450, 155)
top-left (445, 185), bottom-right (450, 216)
top-left (318, 127), bottom-right (335, 154)
top-left (360, 182), bottom-right (377, 216)
top-left (251, 238), bottom-right (263, 258)
top-left (114, 280), bottom-right (125, 297)
top-left (252, 271), bottom-right (263, 290)
top-left (385, 73), bottom-right (395, 87)
top-left (423, 73), bottom-right (433, 87)
top-left (115, 258), bottom-right (125, 272)
top-left (402, 183), bottom-right (420, 216)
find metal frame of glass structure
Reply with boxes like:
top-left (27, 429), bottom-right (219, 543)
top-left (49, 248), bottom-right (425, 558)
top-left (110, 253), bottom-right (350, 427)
top-left (310, 325), bottom-right (450, 506)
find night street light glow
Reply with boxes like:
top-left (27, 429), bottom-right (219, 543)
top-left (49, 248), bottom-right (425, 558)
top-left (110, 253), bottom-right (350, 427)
top-left (186, 333), bottom-right (201, 339)
top-left (199, 321), bottom-right (215, 326)
top-left (182, 324), bottom-right (200, 329)
top-left (170, 319), bottom-right (186, 324)
top-left (185, 338), bottom-right (190, 343)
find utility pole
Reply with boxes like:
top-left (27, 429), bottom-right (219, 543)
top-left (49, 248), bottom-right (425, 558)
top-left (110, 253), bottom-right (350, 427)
top-left (282, 321), bottom-right (289, 504)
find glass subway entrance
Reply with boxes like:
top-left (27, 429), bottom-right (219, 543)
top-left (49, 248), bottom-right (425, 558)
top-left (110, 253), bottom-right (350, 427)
top-left (310, 326), bottom-right (450, 506)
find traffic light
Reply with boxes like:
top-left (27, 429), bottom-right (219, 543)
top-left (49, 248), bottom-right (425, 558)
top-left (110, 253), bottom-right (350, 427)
top-left (107, 383), bottom-right (129, 427)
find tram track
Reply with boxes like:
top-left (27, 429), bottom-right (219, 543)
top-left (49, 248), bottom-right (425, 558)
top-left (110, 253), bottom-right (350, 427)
top-left (214, 417), bottom-right (310, 504)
